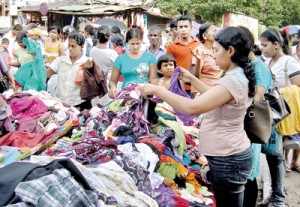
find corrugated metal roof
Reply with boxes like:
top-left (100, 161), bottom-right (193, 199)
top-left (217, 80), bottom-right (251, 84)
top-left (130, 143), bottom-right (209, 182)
top-left (21, 0), bottom-right (77, 11)
top-left (51, 4), bottom-right (91, 11)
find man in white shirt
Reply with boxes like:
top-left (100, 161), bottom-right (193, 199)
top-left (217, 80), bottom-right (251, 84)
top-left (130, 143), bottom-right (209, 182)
top-left (2, 24), bottom-right (22, 58)
top-left (83, 24), bottom-right (94, 56)
top-left (46, 32), bottom-right (92, 111)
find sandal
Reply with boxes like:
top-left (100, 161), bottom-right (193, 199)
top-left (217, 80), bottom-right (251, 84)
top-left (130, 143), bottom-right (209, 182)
top-left (291, 165), bottom-right (300, 173)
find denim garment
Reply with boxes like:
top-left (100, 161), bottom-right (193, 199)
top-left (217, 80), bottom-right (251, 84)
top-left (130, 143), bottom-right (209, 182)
top-left (266, 148), bottom-right (285, 207)
top-left (206, 147), bottom-right (252, 207)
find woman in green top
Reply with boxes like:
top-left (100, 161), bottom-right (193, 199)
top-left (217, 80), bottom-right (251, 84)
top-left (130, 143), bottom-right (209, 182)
top-left (8, 31), bottom-right (35, 67)
top-left (108, 28), bottom-right (158, 98)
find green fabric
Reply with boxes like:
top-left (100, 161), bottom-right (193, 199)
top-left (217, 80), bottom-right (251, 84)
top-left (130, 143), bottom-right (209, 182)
top-left (104, 99), bottom-right (123, 112)
top-left (155, 110), bottom-right (177, 121)
top-left (158, 117), bottom-right (187, 155)
top-left (14, 38), bottom-right (46, 91)
top-left (156, 162), bottom-right (180, 179)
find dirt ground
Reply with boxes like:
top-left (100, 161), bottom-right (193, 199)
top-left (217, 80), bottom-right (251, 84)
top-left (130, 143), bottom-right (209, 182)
top-left (258, 154), bottom-right (300, 207)
top-left (284, 167), bottom-right (300, 207)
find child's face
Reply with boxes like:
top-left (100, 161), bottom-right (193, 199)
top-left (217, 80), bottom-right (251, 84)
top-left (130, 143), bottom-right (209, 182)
top-left (2, 42), bottom-right (9, 50)
top-left (30, 34), bottom-right (40, 40)
top-left (160, 61), bottom-right (175, 78)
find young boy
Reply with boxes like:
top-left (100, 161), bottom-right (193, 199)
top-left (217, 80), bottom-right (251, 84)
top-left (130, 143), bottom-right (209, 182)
top-left (157, 54), bottom-right (176, 88)
top-left (1, 38), bottom-right (10, 65)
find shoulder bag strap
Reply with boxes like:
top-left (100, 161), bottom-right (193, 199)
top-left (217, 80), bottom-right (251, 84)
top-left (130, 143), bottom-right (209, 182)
top-left (284, 58), bottom-right (290, 86)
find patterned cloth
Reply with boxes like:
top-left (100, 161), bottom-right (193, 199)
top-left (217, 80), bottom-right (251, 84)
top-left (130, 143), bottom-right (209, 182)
top-left (14, 169), bottom-right (99, 207)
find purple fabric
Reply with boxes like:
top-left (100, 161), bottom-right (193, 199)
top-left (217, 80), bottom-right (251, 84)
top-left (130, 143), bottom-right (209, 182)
top-left (154, 183), bottom-right (176, 207)
top-left (168, 67), bottom-right (196, 123)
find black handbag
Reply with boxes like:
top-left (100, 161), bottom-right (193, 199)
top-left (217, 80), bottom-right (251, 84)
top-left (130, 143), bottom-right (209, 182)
top-left (264, 86), bottom-right (291, 125)
top-left (0, 71), bottom-right (10, 93)
top-left (244, 100), bottom-right (273, 144)
top-left (264, 59), bottom-right (291, 125)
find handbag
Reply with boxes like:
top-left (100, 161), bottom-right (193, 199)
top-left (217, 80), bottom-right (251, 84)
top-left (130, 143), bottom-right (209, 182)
top-left (0, 71), bottom-right (10, 93)
top-left (264, 60), bottom-right (291, 125)
top-left (264, 86), bottom-right (291, 125)
top-left (244, 100), bottom-right (272, 144)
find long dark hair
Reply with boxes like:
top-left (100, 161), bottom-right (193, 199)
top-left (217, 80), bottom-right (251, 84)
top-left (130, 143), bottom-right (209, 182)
top-left (215, 27), bottom-right (256, 98)
top-left (96, 26), bottom-right (110, 44)
top-left (197, 23), bottom-right (213, 43)
top-left (238, 26), bottom-right (262, 56)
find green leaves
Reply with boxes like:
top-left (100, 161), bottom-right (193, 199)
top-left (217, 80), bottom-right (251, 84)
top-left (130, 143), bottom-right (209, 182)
top-left (155, 0), bottom-right (298, 27)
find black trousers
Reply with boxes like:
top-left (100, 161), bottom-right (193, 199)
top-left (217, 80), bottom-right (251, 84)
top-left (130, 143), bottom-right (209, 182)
top-left (243, 178), bottom-right (258, 207)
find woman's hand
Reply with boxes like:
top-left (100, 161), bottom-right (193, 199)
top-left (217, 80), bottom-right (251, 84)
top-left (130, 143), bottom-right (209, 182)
top-left (139, 83), bottom-right (157, 99)
top-left (179, 67), bottom-right (194, 84)
top-left (108, 86), bottom-right (117, 99)
top-left (83, 59), bottom-right (93, 70)
top-left (191, 47), bottom-right (205, 60)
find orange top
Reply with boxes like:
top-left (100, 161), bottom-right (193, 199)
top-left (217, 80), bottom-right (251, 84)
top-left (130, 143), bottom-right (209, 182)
top-left (167, 36), bottom-right (200, 90)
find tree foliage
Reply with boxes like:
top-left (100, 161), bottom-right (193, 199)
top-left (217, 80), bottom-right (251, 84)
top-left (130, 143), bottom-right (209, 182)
top-left (155, 0), bottom-right (299, 27)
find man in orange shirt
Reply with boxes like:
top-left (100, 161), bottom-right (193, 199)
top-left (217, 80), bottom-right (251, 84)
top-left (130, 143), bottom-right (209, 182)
top-left (167, 15), bottom-right (200, 92)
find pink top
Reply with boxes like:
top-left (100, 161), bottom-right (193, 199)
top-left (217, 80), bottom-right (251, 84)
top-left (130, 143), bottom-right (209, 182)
top-left (198, 67), bottom-right (252, 156)
top-left (193, 44), bottom-right (223, 86)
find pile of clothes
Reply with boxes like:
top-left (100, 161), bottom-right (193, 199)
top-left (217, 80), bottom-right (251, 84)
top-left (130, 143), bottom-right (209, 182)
top-left (0, 85), bottom-right (215, 207)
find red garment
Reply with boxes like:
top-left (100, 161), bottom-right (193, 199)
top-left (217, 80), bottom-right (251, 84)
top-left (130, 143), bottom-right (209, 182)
top-left (139, 137), bottom-right (165, 154)
top-left (185, 134), bottom-right (196, 146)
top-left (0, 130), bottom-right (56, 148)
top-left (172, 196), bottom-right (189, 207)
top-left (160, 154), bottom-right (171, 163)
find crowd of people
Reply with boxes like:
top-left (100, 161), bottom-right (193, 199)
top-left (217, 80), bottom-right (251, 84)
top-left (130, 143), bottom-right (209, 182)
top-left (0, 15), bottom-right (300, 207)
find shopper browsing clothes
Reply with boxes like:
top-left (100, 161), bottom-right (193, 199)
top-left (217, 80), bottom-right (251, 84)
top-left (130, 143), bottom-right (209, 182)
top-left (108, 28), bottom-right (158, 99)
top-left (140, 27), bottom-right (256, 207)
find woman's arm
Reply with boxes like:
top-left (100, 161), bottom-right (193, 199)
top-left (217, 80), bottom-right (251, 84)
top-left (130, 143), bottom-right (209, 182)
top-left (254, 85), bottom-right (266, 101)
top-left (141, 83), bottom-right (233, 115)
top-left (4, 71), bottom-right (16, 90)
top-left (46, 66), bottom-right (56, 79)
top-left (59, 42), bottom-right (66, 56)
top-left (290, 74), bottom-right (300, 87)
top-left (108, 66), bottom-right (121, 98)
top-left (149, 63), bottom-right (159, 85)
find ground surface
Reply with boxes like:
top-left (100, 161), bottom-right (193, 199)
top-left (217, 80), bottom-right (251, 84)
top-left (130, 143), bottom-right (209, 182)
top-left (258, 154), bottom-right (300, 207)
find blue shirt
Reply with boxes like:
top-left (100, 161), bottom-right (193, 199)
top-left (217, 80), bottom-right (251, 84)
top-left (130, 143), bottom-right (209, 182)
top-left (253, 57), bottom-right (272, 90)
top-left (114, 51), bottom-right (157, 89)
top-left (146, 46), bottom-right (166, 60)
top-left (248, 57), bottom-right (272, 180)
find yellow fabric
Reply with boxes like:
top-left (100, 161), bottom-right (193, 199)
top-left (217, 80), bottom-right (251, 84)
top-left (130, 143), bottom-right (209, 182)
top-left (185, 172), bottom-right (201, 192)
top-left (276, 85), bottom-right (300, 136)
top-left (168, 157), bottom-right (189, 176)
top-left (44, 40), bottom-right (61, 63)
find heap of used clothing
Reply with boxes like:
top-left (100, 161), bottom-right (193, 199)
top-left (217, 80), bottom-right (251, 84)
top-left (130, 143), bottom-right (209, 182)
top-left (0, 90), bottom-right (79, 166)
top-left (0, 85), bottom-right (214, 207)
